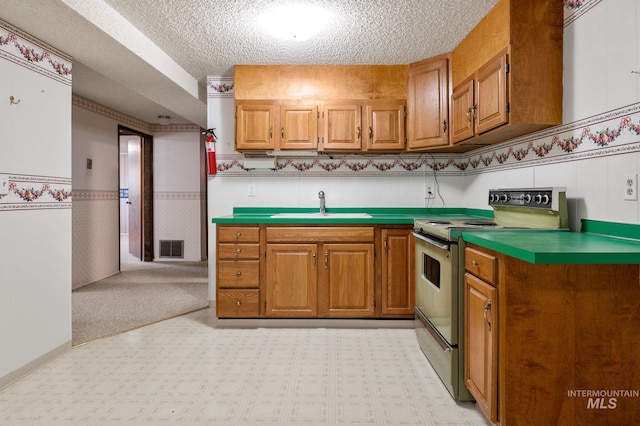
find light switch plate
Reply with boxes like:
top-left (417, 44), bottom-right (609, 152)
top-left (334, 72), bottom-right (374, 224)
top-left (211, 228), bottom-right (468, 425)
top-left (0, 174), bottom-right (9, 196)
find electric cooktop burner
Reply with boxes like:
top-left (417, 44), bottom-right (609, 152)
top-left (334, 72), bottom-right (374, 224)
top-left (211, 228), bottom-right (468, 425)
top-left (463, 221), bottom-right (497, 226)
top-left (429, 220), bottom-right (452, 225)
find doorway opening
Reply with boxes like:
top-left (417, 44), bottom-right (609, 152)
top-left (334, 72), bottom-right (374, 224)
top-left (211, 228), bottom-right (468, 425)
top-left (118, 126), bottom-right (153, 264)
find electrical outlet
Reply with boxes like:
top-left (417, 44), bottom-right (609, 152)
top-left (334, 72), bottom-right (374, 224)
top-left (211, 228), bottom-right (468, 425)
top-left (425, 183), bottom-right (435, 199)
top-left (624, 174), bottom-right (637, 201)
top-left (247, 184), bottom-right (256, 197)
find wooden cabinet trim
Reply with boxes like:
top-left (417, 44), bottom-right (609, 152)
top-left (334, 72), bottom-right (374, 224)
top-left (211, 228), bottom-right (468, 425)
top-left (266, 226), bottom-right (374, 242)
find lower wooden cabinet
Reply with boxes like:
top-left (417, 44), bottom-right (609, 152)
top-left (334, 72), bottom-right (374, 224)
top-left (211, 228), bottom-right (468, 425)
top-left (265, 244), bottom-right (317, 317)
top-left (463, 243), bottom-right (640, 425)
top-left (319, 243), bottom-right (374, 317)
top-left (464, 246), bottom-right (498, 422)
top-left (380, 228), bottom-right (414, 316)
top-left (217, 289), bottom-right (260, 317)
top-left (216, 225), bottom-right (261, 318)
top-left (464, 272), bottom-right (498, 422)
top-left (216, 224), bottom-right (412, 319)
top-left (265, 231), bottom-right (374, 318)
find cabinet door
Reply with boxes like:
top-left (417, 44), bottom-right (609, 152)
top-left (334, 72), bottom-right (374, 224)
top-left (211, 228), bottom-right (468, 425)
top-left (406, 57), bottom-right (449, 150)
top-left (321, 103), bottom-right (362, 151)
top-left (279, 103), bottom-right (318, 150)
top-left (451, 78), bottom-right (475, 144)
top-left (265, 244), bottom-right (317, 317)
top-left (319, 243), bottom-right (374, 317)
top-left (464, 272), bottom-right (498, 422)
top-left (363, 102), bottom-right (405, 151)
top-left (381, 229), bottom-right (414, 316)
top-left (235, 103), bottom-right (276, 150)
top-left (476, 53), bottom-right (508, 135)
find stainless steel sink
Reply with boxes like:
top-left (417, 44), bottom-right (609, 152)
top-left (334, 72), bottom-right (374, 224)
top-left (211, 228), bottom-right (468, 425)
top-left (269, 212), bottom-right (372, 219)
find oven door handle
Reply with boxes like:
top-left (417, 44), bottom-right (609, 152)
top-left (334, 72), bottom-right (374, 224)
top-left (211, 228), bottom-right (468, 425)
top-left (414, 307), bottom-right (453, 353)
top-left (412, 232), bottom-right (451, 251)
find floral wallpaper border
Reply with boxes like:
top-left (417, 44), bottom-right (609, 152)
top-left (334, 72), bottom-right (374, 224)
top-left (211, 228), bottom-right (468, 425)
top-left (0, 19), bottom-right (72, 86)
top-left (0, 175), bottom-right (72, 211)
top-left (207, 76), bottom-right (234, 98)
top-left (563, 0), bottom-right (602, 26)
top-left (212, 102), bottom-right (640, 178)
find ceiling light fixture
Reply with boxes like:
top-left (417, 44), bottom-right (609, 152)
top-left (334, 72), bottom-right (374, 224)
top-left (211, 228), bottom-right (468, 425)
top-left (258, 4), bottom-right (330, 41)
top-left (157, 115), bottom-right (171, 125)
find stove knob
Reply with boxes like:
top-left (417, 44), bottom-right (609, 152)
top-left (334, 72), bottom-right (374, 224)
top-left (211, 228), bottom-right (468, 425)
top-left (542, 194), bottom-right (550, 205)
top-left (534, 194), bottom-right (543, 204)
top-left (500, 193), bottom-right (509, 203)
top-left (524, 194), bottom-right (532, 204)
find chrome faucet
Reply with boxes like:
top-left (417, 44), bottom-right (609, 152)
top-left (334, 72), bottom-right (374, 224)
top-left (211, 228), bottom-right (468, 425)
top-left (318, 191), bottom-right (326, 215)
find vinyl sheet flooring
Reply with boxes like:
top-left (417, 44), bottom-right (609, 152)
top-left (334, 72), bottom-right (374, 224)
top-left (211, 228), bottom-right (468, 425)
top-left (0, 307), bottom-right (492, 426)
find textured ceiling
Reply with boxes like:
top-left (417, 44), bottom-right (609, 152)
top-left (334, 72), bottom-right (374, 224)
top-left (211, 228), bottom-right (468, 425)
top-left (0, 0), bottom-right (498, 127)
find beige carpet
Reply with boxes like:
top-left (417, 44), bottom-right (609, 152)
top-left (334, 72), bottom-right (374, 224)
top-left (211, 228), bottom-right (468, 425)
top-left (72, 238), bottom-right (208, 345)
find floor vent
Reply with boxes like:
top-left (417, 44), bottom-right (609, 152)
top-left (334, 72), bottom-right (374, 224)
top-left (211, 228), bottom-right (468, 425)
top-left (159, 240), bottom-right (184, 258)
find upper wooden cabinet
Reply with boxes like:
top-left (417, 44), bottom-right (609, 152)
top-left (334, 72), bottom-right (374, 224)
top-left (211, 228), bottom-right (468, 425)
top-left (363, 101), bottom-right (405, 152)
top-left (451, 50), bottom-right (509, 144)
top-left (406, 55), bottom-right (450, 150)
top-left (450, 0), bottom-right (563, 148)
top-left (320, 100), bottom-right (406, 152)
top-left (279, 102), bottom-right (319, 150)
top-left (235, 102), bottom-right (276, 151)
top-left (321, 102), bottom-right (362, 151)
top-left (236, 100), bottom-right (319, 151)
top-left (234, 65), bottom-right (406, 153)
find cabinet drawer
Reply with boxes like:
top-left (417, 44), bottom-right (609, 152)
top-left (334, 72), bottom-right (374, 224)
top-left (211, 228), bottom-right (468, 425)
top-left (218, 260), bottom-right (260, 288)
top-left (217, 289), bottom-right (260, 317)
top-left (218, 243), bottom-right (260, 260)
top-left (465, 247), bottom-right (497, 284)
top-left (218, 226), bottom-right (260, 243)
top-left (266, 226), bottom-right (374, 243)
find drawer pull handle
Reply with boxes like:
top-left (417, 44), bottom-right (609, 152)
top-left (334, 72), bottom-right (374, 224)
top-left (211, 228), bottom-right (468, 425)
top-left (236, 248), bottom-right (241, 254)
top-left (236, 271), bottom-right (241, 277)
top-left (236, 300), bottom-right (241, 307)
top-left (471, 260), bottom-right (478, 267)
top-left (483, 300), bottom-right (492, 331)
top-left (236, 232), bottom-right (241, 238)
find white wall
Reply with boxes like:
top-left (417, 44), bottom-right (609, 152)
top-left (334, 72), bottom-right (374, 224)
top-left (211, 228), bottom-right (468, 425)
top-left (153, 131), bottom-right (204, 261)
top-left (72, 105), bottom-right (205, 287)
top-left (71, 105), bottom-right (121, 288)
top-left (0, 23), bottom-right (72, 385)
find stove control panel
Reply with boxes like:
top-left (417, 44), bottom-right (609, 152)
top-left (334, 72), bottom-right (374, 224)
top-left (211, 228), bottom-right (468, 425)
top-left (489, 188), bottom-right (564, 209)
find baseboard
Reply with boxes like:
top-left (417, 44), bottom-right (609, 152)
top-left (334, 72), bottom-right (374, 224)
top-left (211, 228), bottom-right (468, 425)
top-left (0, 340), bottom-right (71, 390)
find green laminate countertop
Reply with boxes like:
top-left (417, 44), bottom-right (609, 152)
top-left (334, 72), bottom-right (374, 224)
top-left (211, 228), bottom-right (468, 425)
top-left (462, 221), bottom-right (640, 264)
top-left (211, 207), bottom-right (492, 225)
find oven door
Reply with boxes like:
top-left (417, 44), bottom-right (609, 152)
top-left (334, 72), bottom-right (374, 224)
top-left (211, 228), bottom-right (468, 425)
top-left (412, 232), bottom-right (458, 346)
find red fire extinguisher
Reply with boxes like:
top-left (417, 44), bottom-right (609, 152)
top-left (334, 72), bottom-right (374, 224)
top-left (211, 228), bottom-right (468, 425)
top-left (205, 128), bottom-right (217, 175)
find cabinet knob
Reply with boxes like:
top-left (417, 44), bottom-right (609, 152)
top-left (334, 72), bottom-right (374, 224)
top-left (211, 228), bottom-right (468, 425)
top-left (236, 271), bottom-right (241, 277)
top-left (281, 127), bottom-right (285, 141)
top-left (471, 260), bottom-right (478, 267)
top-left (236, 248), bottom-right (241, 254)
top-left (356, 126), bottom-right (361, 139)
top-left (236, 232), bottom-right (241, 238)
top-left (368, 126), bottom-right (373, 140)
top-left (442, 120), bottom-right (448, 133)
top-left (236, 300), bottom-right (241, 307)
